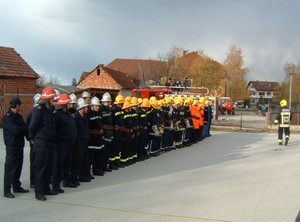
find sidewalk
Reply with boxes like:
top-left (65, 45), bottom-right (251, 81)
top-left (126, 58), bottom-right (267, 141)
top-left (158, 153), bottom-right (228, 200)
top-left (213, 113), bottom-right (300, 133)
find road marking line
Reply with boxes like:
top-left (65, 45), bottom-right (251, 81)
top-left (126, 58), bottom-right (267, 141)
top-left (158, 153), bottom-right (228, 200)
top-left (19, 197), bottom-right (234, 222)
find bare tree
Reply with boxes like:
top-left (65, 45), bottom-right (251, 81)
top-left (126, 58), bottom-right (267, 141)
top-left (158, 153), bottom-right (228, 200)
top-left (36, 74), bottom-right (61, 85)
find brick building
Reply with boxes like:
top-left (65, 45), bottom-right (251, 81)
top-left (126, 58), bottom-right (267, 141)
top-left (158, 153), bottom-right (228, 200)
top-left (0, 46), bottom-right (39, 124)
top-left (77, 64), bottom-right (138, 99)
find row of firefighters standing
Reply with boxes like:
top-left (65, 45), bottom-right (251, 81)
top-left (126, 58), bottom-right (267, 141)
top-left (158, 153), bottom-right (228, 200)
top-left (3, 86), bottom-right (213, 201)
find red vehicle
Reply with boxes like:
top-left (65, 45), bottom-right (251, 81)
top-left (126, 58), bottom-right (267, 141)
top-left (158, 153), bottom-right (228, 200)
top-left (131, 88), bottom-right (173, 99)
top-left (219, 97), bottom-right (235, 115)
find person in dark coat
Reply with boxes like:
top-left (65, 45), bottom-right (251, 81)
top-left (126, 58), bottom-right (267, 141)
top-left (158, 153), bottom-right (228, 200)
top-left (52, 94), bottom-right (77, 193)
top-left (29, 87), bottom-right (58, 201)
top-left (3, 98), bottom-right (29, 198)
top-left (148, 100), bottom-right (162, 155)
top-left (100, 92), bottom-right (115, 171)
top-left (86, 96), bottom-right (105, 177)
top-left (71, 98), bottom-right (90, 184)
top-left (111, 94), bottom-right (126, 168)
top-left (26, 93), bottom-right (41, 188)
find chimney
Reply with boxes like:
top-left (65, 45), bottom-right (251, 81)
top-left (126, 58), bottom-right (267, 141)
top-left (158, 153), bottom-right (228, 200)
top-left (183, 50), bottom-right (187, 56)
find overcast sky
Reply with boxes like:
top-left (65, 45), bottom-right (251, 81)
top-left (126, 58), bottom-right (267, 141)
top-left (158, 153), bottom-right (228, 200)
top-left (1, 0), bottom-right (300, 85)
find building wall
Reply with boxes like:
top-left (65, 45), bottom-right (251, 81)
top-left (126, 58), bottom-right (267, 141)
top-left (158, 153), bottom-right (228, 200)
top-left (0, 77), bottom-right (37, 125)
top-left (78, 67), bottom-right (121, 89)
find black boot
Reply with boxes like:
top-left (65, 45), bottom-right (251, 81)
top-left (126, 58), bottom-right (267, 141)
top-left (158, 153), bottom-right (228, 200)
top-left (109, 161), bottom-right (118, 170)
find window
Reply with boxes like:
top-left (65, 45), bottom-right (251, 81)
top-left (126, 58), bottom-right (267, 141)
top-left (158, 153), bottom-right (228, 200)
top-left (259, 92), bottom-right (264, 96)
top-left (149, 92), bottom-right (158, 98)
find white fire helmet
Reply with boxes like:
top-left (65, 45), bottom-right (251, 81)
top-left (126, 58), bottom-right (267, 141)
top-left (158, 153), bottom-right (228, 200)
top-left (33, 93), bottom-right (41, 107)
top-left (69, 93), bottom-right (77, 104)
top-left (101, 92), bottom-right (112, 102)
top-left (91, 96), bottom-right (101, 106)
top-left (76, 98), bottom-right (89, 110)
top-left (54, 89), bottom-right (61, 101)
top-left (82, 91), bottom-right (91, 99)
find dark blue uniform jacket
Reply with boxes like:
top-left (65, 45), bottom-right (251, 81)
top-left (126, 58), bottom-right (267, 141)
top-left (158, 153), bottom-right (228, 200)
top-left (3, 109), bottom-right (27, 148)
top-left (54, 109), bottom-right (77, 144)
top-left (28, 105), bottom-right (56, 144)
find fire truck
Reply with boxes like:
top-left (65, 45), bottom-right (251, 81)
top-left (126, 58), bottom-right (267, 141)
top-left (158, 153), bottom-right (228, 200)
top-left (131, 88), bottom-right (173, 100)
top-left (131, 85), bottom-right (210, 99)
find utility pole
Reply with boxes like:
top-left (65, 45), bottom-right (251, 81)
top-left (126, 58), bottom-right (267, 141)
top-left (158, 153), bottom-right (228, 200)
top-left (289, 72), bottom-right (293, 110)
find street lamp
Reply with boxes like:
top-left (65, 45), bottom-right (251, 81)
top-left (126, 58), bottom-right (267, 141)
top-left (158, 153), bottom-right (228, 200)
top-left (289, 72), bottom-right (293, 110)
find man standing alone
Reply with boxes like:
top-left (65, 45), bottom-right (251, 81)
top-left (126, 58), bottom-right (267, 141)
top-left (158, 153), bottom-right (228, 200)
top-left (3, 97), bottom-right (29, 198)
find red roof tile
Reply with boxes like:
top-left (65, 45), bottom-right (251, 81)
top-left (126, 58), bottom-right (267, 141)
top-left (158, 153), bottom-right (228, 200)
top-left (103, 66), bottom-right (138, 89)
top-left (78, 65), bottom-right (138, 90)
top-left (0, 46), bottom-right (39, 78)
top-left (107, 58), bottom-right (166, 79)
top-left (248, 81), bottom-right (279, 91)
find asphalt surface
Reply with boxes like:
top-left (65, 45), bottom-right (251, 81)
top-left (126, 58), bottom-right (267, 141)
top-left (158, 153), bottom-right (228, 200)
top-left (1, 129), bottom-right (300, 222)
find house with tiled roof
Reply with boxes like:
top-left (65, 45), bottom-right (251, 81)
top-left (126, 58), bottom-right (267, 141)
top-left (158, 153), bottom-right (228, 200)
top-left (77, 64), bottom-right (139, 99)
top-left (107, 58), bottom-right (165, 81)
top-left (0, 46), bottom-right (39, 124)
top-left (247, 80), bottom-right (279, 104)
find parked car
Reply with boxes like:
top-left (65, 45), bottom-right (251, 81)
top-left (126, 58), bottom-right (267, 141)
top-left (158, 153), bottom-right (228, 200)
top-left (235, 100), bottom-right (244, 108)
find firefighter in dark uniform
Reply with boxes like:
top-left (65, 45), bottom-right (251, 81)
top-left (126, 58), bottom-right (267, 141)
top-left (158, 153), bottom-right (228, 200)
top-left (86, 96), bottom-right (105, 177)
top-left (182, 97), bottom-right (194, 146)
top-left (100, 92), bottom-right (115, 171)
top-left (148, 99), bottom-right (162, 155)
top-left (129, 97), bottom-right (140, 163)
top-left (137, 98), bottom-right (150, 160)
top-left (63, 93), bottom-right (78, 188)
top-left (172, 98), bottom-right (184, 148)
top-left (121, 100), bottom-right (134, 165)
top-left (29, 87), bottom-right (57, 201)
top-left (52, 94), bottom-right (77, 193)
top-left (161, 97), bottom-right (175, 151)
top-left (3, 97), bottom-right (29, 198)
top-left (274, 99), bottom-right (292, 145)
top-left (26, 93), bottom-right (41, 188)
top-left (111, 94), bottom-right (125, 168)
top-left (71, 98), bottom-right (90, 184)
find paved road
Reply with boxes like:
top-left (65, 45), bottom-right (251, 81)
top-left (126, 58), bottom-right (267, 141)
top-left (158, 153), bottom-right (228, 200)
top-left (0, 130), bottom-right (300, 222)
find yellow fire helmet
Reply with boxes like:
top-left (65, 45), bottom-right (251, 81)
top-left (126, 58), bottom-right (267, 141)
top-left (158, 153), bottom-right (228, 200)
top-left (150, 99), bottom-right (159, 109)
top-left (184, 98), bottom-right (191, 106)
top-left (150, 96), bottom-right (157, 102)
top-left (198, 103), bottom-right (205, 109)
top-left (174, 98), bottom-right (181, 106)
top-left (157, 100), bottom-right (163, 109)
top-left (141, 100), bottom-right (150, 108)
top-left (114, 94), bottom-right (125, 104)
top-left (124, 96), bottom-right (132, 103)
top-left (199, 96), bottom-right (206, 103)
top-left (122, 100), bottom-right (132, 110)
top-left (131, 97), bottom-right (139, 106)
top-left (192, 100), bottom-right (199, 106)
top-left (164, 96), bottom-right (172, 105)
top-left (280, 99), bottom-right (287, 107)
top-left (137, 98), bottom-right (143, 105)
top-left (143, 98), bottom-right (149, 103)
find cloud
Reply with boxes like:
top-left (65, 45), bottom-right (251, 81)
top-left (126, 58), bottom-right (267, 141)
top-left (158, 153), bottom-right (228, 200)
top-left (1, 0), bottom-right (300, 85)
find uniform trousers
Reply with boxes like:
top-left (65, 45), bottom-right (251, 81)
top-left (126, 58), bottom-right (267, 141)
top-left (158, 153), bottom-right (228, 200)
top-left (4, 147), bottom-right (23, 193)
top-left (33, 140), bottom-right (54, 195)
